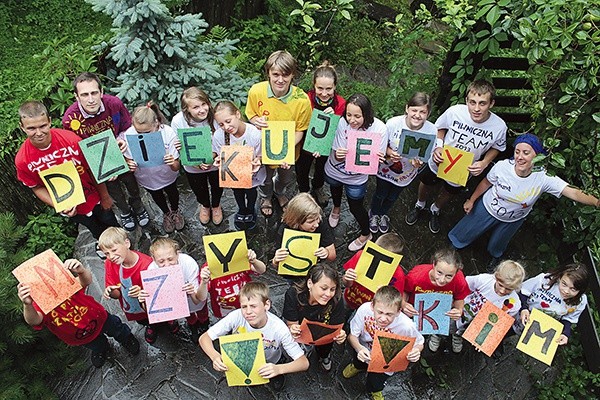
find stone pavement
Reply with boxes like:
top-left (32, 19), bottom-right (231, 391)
top-left (53, 175), bottom-right (557, 399)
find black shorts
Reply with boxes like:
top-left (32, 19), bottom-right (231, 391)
top-left (418, 164), bottom-right (465, 195)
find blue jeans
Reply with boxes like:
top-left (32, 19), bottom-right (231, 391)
top-left (83, 313), bottom-right (132, 353)
top-left (370, 177), bottom-right (405, 215)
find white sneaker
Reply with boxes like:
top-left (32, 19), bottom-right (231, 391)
top-left (452, 333), bottom-right (463, 353)
top-left (428, 334), bottom-right (441, 352)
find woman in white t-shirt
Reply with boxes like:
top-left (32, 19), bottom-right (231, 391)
top-left (448, 134), bottom-right (599, 269)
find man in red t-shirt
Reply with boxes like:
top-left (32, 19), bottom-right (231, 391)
top-left (17, 259), bottom-right (140, 368)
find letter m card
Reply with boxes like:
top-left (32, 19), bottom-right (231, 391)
top-left (141, 265), bottom-right (190, 324)
top-left (38, 161), bottom-right (85, 213)
top-left (80, 129), bottom-right (129, 183)
top-left (397, 129), bottom-right (435, 162)
top-left (413, 293), bottom-right (452, 335)
top-left (303, 109), bottom-right (340, 155)
top-left (345, 130), bottom-right (382, 174)
top-left (516, 308), bottom-right (563, 365)
top-left (219, 145), bottom-right (253, 189)
top-left (462, 301), bottom-right (514, 356)
top-left (355, 241), bottom-right (403, 294)
top-left (436, 145), bottom-right (474, 187)
top-left (202, 231), bottom-right (249, 279)
top-left (12, 249), bottom-right (82, 314)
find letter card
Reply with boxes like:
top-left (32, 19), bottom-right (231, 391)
top-left (516, 308), bottom-right (563, 365)
top-left (303, 109), bottom-right (340, 155)
top-left (261, 121), bottom-right (295, 165)
top-left (141, 265), bottom-right (190, 324)
top-left (462, 301), bottom-right (514, 356)
top-left (220, 331), bottom-right (269, 386)
top-left (355, 241), bottom-right (403, 293)
top-left (38, 161), bottom-right (85, 213)
top-left (126, 131), bottom-right (166, 167)
top-left (413, 293), bottom-right (452, 335)
top-left (345, 130), bottom-right (382, 174)
top-left (436, 145), bottom-right (474, 187)
top-left (177, 127), bottom-right (213, 166)
top-left (202, 231), bottom-right (249, 279)
top-left (397, 129), bottom-right (435, 162)
top-left (219, 145), bottom-right (253, 189)
top-left (277, 228), bottom-right (320, 277)
top-left (368, 331), bottom-right (415, 373)
top-left (80, 129), bottom-right (129, 183)
top-left (297, 320), bottom-right (343, 346)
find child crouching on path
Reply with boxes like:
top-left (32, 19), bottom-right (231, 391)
top-left (343, 286), bottom-right (424, 400)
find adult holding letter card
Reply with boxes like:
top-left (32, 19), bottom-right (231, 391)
top-left (80, 129), bottom-right (129, 183)
top-left (262, 121), bottom-right (296, 166)
top-left (436, 145), bottom-right (474, 187)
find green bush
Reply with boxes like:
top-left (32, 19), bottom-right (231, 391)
top-left (24, 210), bottom-right (77, 261)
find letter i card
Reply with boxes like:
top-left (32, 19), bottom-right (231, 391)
top-left (462, 301), bottom-right (514, 356)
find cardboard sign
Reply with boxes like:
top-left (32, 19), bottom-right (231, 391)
top-left (345, 130), bottom-right (382, 174)
top-left (38, 161), bottom-right (85, 213)
top-left (177, 126), bottom-right (213, 166)
top-left (220, 331), bottom-right (269, 386)
top-left (277, 228), bottom-right (320, 277)
top-left (355, 241), bottom-right (403, 293)
top-left (368, 331), bottom-right (415, 373)
top-left (397, 129), bottom-right (435, 162)
top-left (203, 231), bottom-right (249, 279)
top-left (219, 145), bottom-right (253, 189)
top-left (126, 131), bottom-right (166, 167)
top-left (436, 145), bottom-right (474, 187)
top-left (462, 301), bottom-right (514, 357)
top-left (12, 249), bottom-right (82, 314)
top-left (296, 320), bottom-right (343, 346)
top-left (80, 129), bottom-right (129, 183)
top-left (303, 110), bottom-right (340, 155)
top-left (141, 265), bottom-right (190, 324)
top-left (516, 308), bottom-right (563, 366)
top-left (261, 121), bottom-right (295, 165)
top-left (413, 293), bottom-right (452, 335)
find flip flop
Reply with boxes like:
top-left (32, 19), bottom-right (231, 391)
top-left (260, 198), bottom-right (273, 217)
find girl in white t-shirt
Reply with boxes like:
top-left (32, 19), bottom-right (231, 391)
top-left (515, 263), bottom-right (589, 345)
top-left (171, 87), bottom-right (223, 226)
top-left (123, 103), bottom-right (183, 234)
top-left (370, 92), bottom-right (436, 234)
top-left (212, 101), bottom-right (265, 230)
top-left (324, 93), bottom-right (388, 251)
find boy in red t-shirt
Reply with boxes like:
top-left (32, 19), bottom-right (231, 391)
top-left (199, 249), bottom-right (266, 319)
top-left (402, 248), bottom-right (470, 352)
top-left (342, 233), bottom-right (405, 317)
top-left (17, 259), bottom-right (140, 368)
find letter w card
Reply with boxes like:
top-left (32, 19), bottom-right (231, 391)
top-left (413, 293), bottom-right (452, 335)
top-left (141, 265), bottom-right (190, 324)
top-left (80, 129), bottom-right (129, 183)
top-left (516, 308), bottom-right (563, 365)
top-left (219, 145), bottom-right (253, 189)
top-left (345, 130), bottom-right (382, 174)
top-left (436, 145), bottom-right (474, 187)
top-left (303, 109), bottom-right (340, 155)
top-left (278, 228), bottom-right (320, 277)
top-left (355, 241), bottom-right (403, 293)
top-left (38, 161), bottom-right (85, 213)
top-left (462, 301), bottom-right (514, 357)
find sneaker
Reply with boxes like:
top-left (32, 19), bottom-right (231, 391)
top-left (379, 214), bottom-right (390, 234)
top-left (120, 213), bottom-right (136, 231)
top-left (370, 391), bottom-right (385, 400)
top-left (299, 343), bottom-right (315, 358)
top-left (369, 214), bottom-right (380, 234)
top-left (313, 186), bottom-right (329, 206)
top-left (342, 363), bottom-right (360, 378)
top-left (122, 333), bottom-right (140, 355)
top-left (95, 243), bottom-right (107, 260)
top-left (428, 334), bottom-right (441, 352)
top-left (199, 205), bottom-right (210, 225)
top-left (145, 326), bottom-right (158, 344)
top-left (171, 210), bottom-right (185, 231)
top-left (486, 256), bottom-right (501, 273)
top-left (270, 373), bottom-right (286, 392)
top-left (328, 209), bottom-right (340, 228)
top-left (167, 320), bottom-right (180, 334)
top-left (136, 209), bottom-right (150, 227)
top-left (233, 213), bottom-right (245, 231)
top-left (243, 214), bottom-right (256, 230)
top-left (91, 349), bottom-right (107, 368)
top-left (348, 233), bottom-right (372, 251)
top-left (452, 333), bottom-right (463, 353)
top-left (162, 211), bottom-right (175, 234)
top-left (429, 211), bottom-right (440, 234)
top-left (405, 205), bottom-right (424, 225)
top-left (320, 356), bottom-right (332, 372)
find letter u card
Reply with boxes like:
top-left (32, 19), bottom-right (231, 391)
top-left (220, 331), bottom-right (269, 386)
top-left (261, 121), bottom-right (295, 165)
top-left (462, 301), bottom-right (514, 356)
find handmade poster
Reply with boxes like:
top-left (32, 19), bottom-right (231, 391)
top-left (12, 249), bottom-right (82, 314)
top-left (177, 126), bottom-right (213, 166)
top-left (368, 331), bottom-right (415, 373)
top-left (296, 320), bottom-right (344, 346)
top-left (303, 109), bottom-right (340, 155)
top-left (38, 161), bottom-right (85, 213)
top-left (354, 241), bottom-right (403, 293)
top-left (413, 293), bottom-right (452, 335)
top-left (203, 231), bottom-right (249, 279)
top-left (126, 131), bottom-right (166, 167)
top-left (516, 308), bottom-right (563, 366)
top-left (80, 129), bottom-right (129, 183)
top-left (462, 301), bottom-right (515, 357)
top-left (261, 121), bottom-right (296, 165)
top-left (220, 331), bottom-right (269, 386)
top-left (277, 228), bottom-right (320, 277)
top-left (345, 130), bottom-right (383, 174)
top-left (141, 265), bottom-right (190, 324)
top-left (219, 145), bottom-right (253, 189)
top-left (397, 129), bottom-right (435, 162)
top-left (436, 145), bottom-right (475, 187)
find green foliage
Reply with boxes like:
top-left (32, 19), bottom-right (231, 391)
top-left (24, 210), bottom-right (76, 261)
top-left (86, 0), bottom-right (255, 116)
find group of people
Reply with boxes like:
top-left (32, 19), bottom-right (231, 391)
top-left (13, 49), bottom-right (599, 399)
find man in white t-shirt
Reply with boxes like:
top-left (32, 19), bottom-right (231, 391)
top-left (405, 80), bottom-right (507, 234)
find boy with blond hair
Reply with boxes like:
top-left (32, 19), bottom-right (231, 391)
top-left (343, 286), bottom-right (424, 400)
top-left (199, 281), bottom-right (309, 391)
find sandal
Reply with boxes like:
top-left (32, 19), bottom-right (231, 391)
top-left (259, 198), bottom-right (273, 217)
top-left (276, 194), bottom-right (289, 210)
